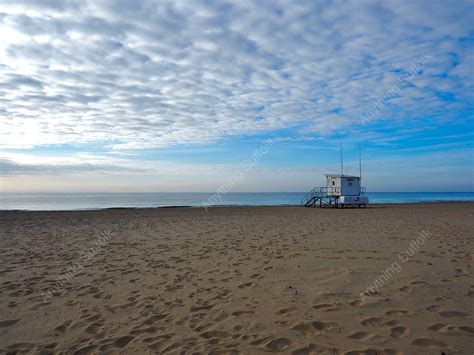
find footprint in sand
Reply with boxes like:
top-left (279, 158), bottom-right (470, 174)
top-left (0, 319), bottom-right (20, 328)
top-left (7, 343), bottom-right (36, 352)
top-left (360, 317), bottom-right (386, 327)
top-left (130, 326), bottom-right (159, 336)
top-left (262, 337), bottom-right (292, 351)
top-left (194, 322), bottom-right (213, 333)
top-left (439, 310), bottom-right (470, 318)
top-left (238, 282), bottom-right (255, 289)
top-left (291, 320), bottom-right (340, 333)
top-left (349, 299), bottom-right (363, 307)
top-left (190, 304), bottom-right (214, 312)
top-left (411, 338), bottom-right (447, 347)
top-left (410, 280), bottom-right (430, 286)
top-left (348, 331), bottom-right (387, 344)
top-left (428, 323), bottom-right (450, 332)
top-left (345, 348), bottom-right (404, 355)
top-left (143, 333), bottom-right (176, 351)
top-left (231, 310), bottom-right (254, 317)
top-left (143, 313), bottom-right (168, 325)
top-left (348, 331), bottom-right (372, 340)
top-left (348, 332), bottom-right (373, 341)
top-left (53, 320), bottom-right (73, 334)
top-left (390, 326), bottom-right (409, 339)
top-left (313, 303), bottom-right (339, 311)
top-left (110, 335), bottom-right (135, 348)
top-left (39, 343), bottom-right (58, 352)
top-left (292, 343), bottom-right (332, 354)
top-left (385, 310), bottom-right (409, 316)
top-left (276, 307), bottom-right (297, 316)
top-left (74, 345), bottom-right (99, 355)
top-left (200, 330), bottom-right (229, 339)
top-left (458, 326), bottom-right (474, 334)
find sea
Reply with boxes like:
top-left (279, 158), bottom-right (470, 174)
top-left (0, 192), bottom-right (473, 211)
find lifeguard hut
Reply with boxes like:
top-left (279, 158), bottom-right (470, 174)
top-left (301, 145), bottom-right (369, 208)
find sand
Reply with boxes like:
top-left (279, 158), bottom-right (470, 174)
top-left (0, 202), bottom-right (473, 354)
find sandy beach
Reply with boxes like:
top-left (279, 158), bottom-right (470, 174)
top-left (0, 202), bottom-right (473, 354)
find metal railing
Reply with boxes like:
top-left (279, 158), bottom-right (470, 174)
top-left (301, 186), bottom-right (366, 206)
top-left (301, 187), bottom-right (337, 206)
top-left (300, 187), bottom-right (319, 206)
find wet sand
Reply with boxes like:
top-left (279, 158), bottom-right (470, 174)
top-left (0, 203), bottom-right (473, 354)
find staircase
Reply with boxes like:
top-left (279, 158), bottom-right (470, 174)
top-left (301, 187), bottom-right (341, 207)
top-left (301, 187), bottom-right (324, 207)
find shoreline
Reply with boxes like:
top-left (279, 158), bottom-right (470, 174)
top-left (1, 199), bottom-right (473, 212)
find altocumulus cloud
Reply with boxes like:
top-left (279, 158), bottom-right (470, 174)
top-left (0, 0), bottom-right (473, 151)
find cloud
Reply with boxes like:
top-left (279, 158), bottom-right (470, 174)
top-left (2, 145), bottom-right (472, 192)
top-left (0, 0), bottom-right (472, 150)
top-left (0, 150), bottom-right (241, 177)
top-left (0, 157), bottom-right (139, 175)
top-left (0, 152), bottom-right (145, 175)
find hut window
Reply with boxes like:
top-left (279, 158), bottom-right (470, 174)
top-left (332, 181), bottom-right (335, 186)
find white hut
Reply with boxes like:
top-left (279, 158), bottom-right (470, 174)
top-left (325, 174), bottom-right (368, 206)
top-left (301, 174), bottom-right (368, 208)
top-left (301, 145), bottom-right (369, 208)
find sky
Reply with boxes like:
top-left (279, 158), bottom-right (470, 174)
top-left (0, 0), bottom-right (473, 193)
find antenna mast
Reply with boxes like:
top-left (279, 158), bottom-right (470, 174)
top-left (340, 141), bottom-right (344, 176)
top-left (359, 144), bottom-right (362, 178)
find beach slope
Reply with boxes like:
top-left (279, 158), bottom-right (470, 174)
top-left (0, 203), bottom-right (473, 353)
